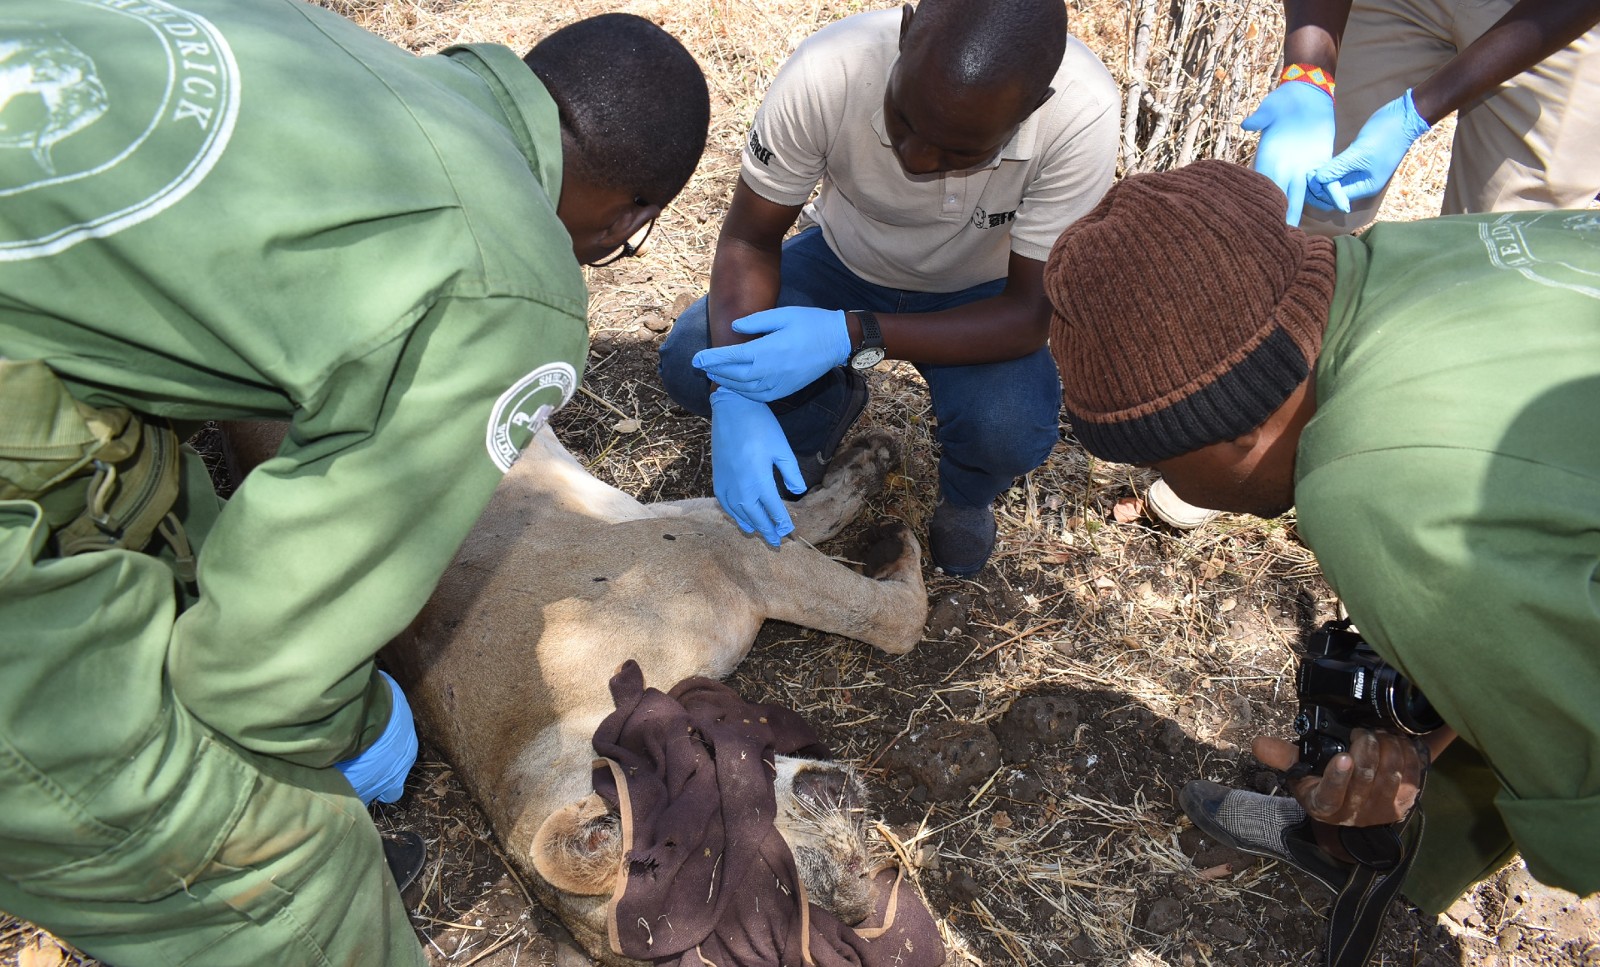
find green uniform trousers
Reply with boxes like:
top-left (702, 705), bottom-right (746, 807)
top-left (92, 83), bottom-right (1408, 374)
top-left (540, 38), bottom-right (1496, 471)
top-left (0, 451), bottom-right (426, 967)
top-left (1406, 742), bottom-right (1521, 915)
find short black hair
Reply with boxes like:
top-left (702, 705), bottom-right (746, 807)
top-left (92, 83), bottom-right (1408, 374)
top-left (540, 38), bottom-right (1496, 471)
top-left (903, 0), bottom-right (1066, 99)
top-left (523, 14), bottom-right (710, 206)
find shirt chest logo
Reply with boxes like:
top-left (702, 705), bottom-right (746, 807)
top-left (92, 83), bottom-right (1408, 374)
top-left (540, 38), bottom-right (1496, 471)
top-left (486, 362), bottom-right (577, 473)
top-left (0, 0), bottom-right (240, 262)
top-left (1479, 212), bottom-right (1600, 302)
top-left (971, 205), bottom-right (1016, 230)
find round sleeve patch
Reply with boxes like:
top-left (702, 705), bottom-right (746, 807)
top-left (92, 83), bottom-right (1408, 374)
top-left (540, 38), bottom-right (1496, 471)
top-left (485, 361), bottom-right (577, 472)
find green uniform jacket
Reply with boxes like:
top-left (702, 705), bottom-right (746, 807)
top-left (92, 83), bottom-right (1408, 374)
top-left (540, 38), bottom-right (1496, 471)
top-left (1296, 210), bottom-right (1600, 908)
top-left (0, 0), bottom-right (588, 767)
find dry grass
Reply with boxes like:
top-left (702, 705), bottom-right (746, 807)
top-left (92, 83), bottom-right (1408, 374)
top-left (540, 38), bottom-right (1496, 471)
top-left (13, 2), bottom-right (1596, 967)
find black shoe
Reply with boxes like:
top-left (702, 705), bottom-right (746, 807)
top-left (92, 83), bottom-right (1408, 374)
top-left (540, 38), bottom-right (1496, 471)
top-left (787, 367), bottom-right (870, 498)
top-left (381, 829), bottom-right (426, 893)
top-left (928, 499), bottom-right (997, 576)
top-left (1178, 780), bottom-right (1349, 891)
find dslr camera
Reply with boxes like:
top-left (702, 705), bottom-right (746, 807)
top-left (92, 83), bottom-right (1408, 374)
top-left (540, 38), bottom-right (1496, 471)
top-left (1294, 619), bottom-right (1442, 773)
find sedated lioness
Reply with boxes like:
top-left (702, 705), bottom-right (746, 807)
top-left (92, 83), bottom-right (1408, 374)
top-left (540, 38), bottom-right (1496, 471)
top-left (226, 421), bottom-right (931, 965)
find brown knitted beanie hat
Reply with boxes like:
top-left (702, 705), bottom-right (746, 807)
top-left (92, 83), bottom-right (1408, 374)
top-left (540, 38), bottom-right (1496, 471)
top-left (1044, 160), bottom-right (1336, 465)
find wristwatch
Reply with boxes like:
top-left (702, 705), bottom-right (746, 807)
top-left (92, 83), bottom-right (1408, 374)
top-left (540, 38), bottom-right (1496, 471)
top-left (847, 310), bottom-right (885, 370)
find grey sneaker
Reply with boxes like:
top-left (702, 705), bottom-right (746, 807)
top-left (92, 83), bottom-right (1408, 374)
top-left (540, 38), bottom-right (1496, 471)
top-left (789, 367), bottom-right (870, 495)
top-left (1179, 780), bottom-right (1349, 891)
top-left (929, 500), bottom-right (997, 576)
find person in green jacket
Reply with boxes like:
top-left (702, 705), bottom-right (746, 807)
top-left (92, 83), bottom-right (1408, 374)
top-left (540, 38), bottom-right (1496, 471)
top-left (0, 1), bottom-right (708, 964)
top-left (1043, 161), bottom-right (1599, 951)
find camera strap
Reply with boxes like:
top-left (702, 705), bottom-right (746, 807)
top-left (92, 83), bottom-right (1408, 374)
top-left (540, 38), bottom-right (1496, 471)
top-left (1321, 793), bottom-right (1426, 967)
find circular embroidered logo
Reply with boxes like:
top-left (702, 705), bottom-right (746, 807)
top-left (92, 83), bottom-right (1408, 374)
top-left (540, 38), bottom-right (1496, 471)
top-left (485, 362), bottom-right (577, 472)
top-left (0, 0), bottom-right (240, 261)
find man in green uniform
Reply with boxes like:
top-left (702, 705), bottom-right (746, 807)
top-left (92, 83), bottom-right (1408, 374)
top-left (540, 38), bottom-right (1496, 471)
top-left (1043, 162), bottom-right (1598, 944)
top-left (0, 1), bottom-right (708, 964)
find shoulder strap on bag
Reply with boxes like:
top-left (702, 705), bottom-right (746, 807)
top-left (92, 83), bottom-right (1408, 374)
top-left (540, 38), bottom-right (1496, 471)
top-left (1322, 781), bottom-right (1427, 967)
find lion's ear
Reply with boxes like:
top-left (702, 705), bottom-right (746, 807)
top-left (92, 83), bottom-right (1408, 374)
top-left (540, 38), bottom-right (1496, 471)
top-left (531, 793), bottom-right (622, 895)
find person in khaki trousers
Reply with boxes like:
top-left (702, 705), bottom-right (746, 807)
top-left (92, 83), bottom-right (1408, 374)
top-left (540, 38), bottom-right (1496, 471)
top-left (1145, 0), bottom-right (1600, 529)
top-left (1246, 0), bottom-right (1600, 230)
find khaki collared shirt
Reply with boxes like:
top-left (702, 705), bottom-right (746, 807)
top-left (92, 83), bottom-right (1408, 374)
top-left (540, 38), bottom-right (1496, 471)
top-left (741, 9), bottom-right (1120, 292)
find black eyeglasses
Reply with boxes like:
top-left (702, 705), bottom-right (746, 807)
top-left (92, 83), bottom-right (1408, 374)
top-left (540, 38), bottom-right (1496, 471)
top-left (591, 199), bottom-right (656, 267)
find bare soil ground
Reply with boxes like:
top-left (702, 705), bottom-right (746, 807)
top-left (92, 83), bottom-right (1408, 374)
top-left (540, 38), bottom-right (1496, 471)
top-left (6, 2), bottom-right (1597, 966)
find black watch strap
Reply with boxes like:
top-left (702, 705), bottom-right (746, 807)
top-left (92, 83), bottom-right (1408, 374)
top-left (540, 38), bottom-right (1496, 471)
top-left (851, 310), bottom-right (883, 352)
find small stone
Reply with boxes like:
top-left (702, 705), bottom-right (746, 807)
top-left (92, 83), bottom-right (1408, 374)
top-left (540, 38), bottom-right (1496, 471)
top-left (1158, 719), bottom-right (1187, 753)
top-left (1446, 897), bottom-right (1481, 929)
top-left (1004, 774), bottom-right (1046, 804)
top-left (945, 688), bottom-right (981, 711)
top-left (946, 869), bottom-right (982, 903)
top-left (1496, 924), bottom-right (1523, 950)
top-left (1144, 896), bottom-right (1184, 934)
top-left (1207, 918), bottom-right (1248, 944)
top-left (1177, 826), bottom-right (1207, 857)
top-left (926, 593), bottom-right (971, 639)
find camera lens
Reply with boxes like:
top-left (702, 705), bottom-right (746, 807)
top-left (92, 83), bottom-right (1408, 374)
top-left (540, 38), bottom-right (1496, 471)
top-left (1375, 667), bottom-right (1444, 735)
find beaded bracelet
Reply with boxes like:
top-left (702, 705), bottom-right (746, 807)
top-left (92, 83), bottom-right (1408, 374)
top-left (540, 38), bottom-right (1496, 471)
top-left (1280, 63), bottom-right (1335, 100)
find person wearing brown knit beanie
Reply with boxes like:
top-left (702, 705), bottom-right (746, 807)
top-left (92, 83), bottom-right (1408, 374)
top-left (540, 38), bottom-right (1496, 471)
top-left (1043, 158), bottom-right (1600, 955)
top-left (1046, 159), bottom-right (1334, 516)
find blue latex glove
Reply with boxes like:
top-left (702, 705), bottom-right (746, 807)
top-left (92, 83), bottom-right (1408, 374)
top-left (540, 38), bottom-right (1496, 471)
top-left (709, 387), bottom-right (804, 546)
top-left (1241, 79), bottom-right (1336, 226)
top-left (1307, 89), bottom-right (1431, 213)
top-left (334, 671), bottom-right (418, 805)
top-left (691, 307), bottom-right (851, 403)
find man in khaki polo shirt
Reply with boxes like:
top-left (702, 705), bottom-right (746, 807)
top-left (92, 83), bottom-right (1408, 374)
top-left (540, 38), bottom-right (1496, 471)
top-left (658, 0), bottom-right (1119, 573)
top-left (1246, 0), bottom-right (1600, 230)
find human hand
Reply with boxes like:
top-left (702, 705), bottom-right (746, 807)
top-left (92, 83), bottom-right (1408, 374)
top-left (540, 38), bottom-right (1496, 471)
top-left (691, 307), bottom-right (850, 403)
top-left (1254, 728), bottom-right (1429, 827)
top-left (1241, 79), bottom-right (1336, 225)
top-left (1307, 89), bottom-right (1431, 213)
top-left (709, 387), bottom-right (805, 545)
top-left (335, 671), bottom-right (418, 805)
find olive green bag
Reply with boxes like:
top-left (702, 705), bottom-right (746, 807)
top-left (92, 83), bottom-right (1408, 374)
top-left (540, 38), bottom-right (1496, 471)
top-left (0, 358), bottom-right (191, 575)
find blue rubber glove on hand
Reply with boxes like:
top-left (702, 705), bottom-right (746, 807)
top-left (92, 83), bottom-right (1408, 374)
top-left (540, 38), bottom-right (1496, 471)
top-left (709, 386), bottom-right (804, 546)
top-left (335, 671), bottom-right (418, 805)
top-left (1241, 79), bottom-right (1336, 226)
top-left (691, 307), bottom-right (851, 403)
top-left (1307, 89), bottom-right (1431, 213)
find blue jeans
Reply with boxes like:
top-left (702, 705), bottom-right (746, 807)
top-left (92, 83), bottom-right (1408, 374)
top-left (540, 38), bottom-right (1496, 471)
top-left (658, 227), bottom-right (1062, 508)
